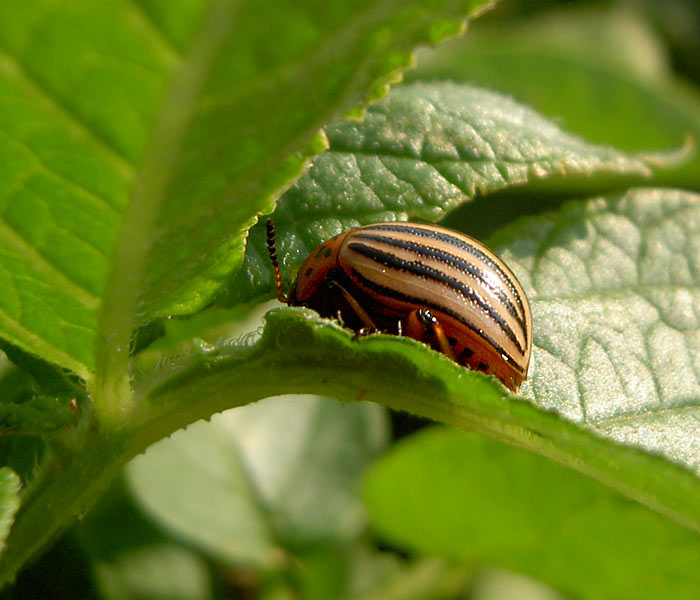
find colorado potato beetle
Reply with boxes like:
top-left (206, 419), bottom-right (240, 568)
top-left (266, 220), bottom-right (532, 392)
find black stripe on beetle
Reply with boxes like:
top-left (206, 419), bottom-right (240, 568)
top-left (351, 232), bottom-right (526, 333)
top-left (366, 223), bottom-right (527, 331)
top-left (346, 241), bottom-right (525, 356)
top-left (348, 266), bottom-right (526, 374)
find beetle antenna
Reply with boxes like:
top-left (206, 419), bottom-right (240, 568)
top-left (266, 219), bottom-right (288, 304)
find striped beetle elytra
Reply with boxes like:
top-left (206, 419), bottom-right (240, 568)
top-left (266, 220), bottom-right (532, 392)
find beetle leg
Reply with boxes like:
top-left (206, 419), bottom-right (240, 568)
top-left (406, 309), bottom-right (456, 361)
top-left (327, 280), bottom-right (380, 331)
top-left (353, 327), bottom-right (375, 339)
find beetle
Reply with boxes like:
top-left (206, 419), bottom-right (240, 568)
top-left (266, 219), bottom-right (532, 392)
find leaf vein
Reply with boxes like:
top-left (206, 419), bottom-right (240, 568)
top-left (0, 306), bottom-right (91, 381)
top-left (124, 0), bottom-right (184, 62)
top-left (0, 220), bottom-right (100, 309)
top-left (0, 128), bottom-right (124, 217)
top-left (0, 51), bottom-right (135, 171)
top-left (592, 401), bottom-right (700, 425)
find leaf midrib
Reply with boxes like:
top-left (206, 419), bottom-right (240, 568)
top-left (592, 401), bottom-right (700, 425)
top-left (95, 0), bottom-right (237, 420)
top-left (0, 220), bottom-right (100, 309)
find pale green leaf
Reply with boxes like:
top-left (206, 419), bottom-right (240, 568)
top-left (95, 545), bottom-right (210, 600)
top-left (0, 468), bottom-right (20, 557)
top-left (498, 188), bottom-right (700, 473)
top-left (126, 396), bottom-right (387, 565)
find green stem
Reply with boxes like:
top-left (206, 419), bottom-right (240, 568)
top-left (0, 431), bottom-right (126, 586)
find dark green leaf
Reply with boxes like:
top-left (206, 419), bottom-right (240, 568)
top-left (0, 395), bottom-right (76, 435)
top-left (409, 5), bottom-right (700, 187)
top-left (225, 83), bottom-right (652, 306)
top-left (0, 435), bottom-right (47, 492)
top-left (0, 343), bottom-right (80, 434)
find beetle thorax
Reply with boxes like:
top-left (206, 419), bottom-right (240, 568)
top-left (291, 232), bottom-right (348, 304)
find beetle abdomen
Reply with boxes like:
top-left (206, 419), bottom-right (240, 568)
top-left (338, 222), bottom-right (531, 378)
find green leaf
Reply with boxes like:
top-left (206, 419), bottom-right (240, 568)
top-left (127, 420), bottom-right (277, 568)
top-left (94, 544), bottom-right (210, 600)
top-left (0, 0), bottom-right (489, 393)
top-left (73, 479), bottom-right (211, 600)
top-left (0, 436), bottom-right (47, 493)
top-left (490, 188), bottom-right (700, 472)
top-left (365, 428), bottom-right (700, 600)
top-left (409, 5), bottom-right (700, 187)
top-left (0, 395), bottom-right (76, 435)
top-left (224, 82), bottom-right (652, 306)
top-left (0, 342), bottom-right (81, 434)
top-left (126, 396), bottom-right (387, 565)
top-left (0, 468), bottom-right (20, 557)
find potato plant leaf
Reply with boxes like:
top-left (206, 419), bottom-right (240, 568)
top-left (503, 188), bottom-right (700, 474)
top-left (224, 82), bottom-right (652, 306)
top-left (0, 0), bottom-right (489, 392)
top-left (409, 5), bottom-right (700, 187)
top-left (126, 396), bottom-right (387, 565)
top-left (365, 428), bottom-right (700, 600)
top-left (0, 468), bottom-right (20, 557)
